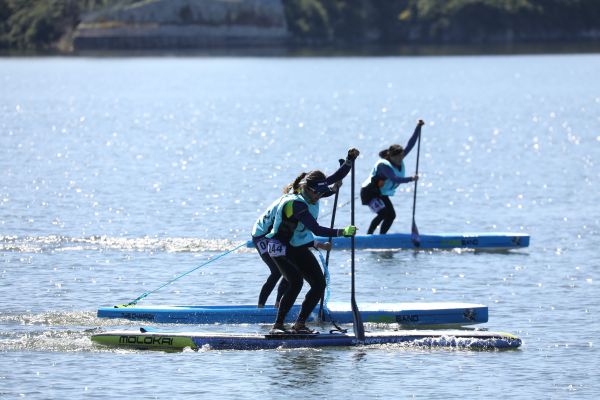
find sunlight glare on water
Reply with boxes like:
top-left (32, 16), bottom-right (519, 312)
top-left (1, 54), bottom-right (599, 398)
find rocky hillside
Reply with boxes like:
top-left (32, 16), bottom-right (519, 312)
top-left (73, 0), bottom-right (288, 50)
top-left (2, 0), bottom-right (600, 52)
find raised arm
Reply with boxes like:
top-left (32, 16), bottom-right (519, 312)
top-left (403, 120), bottom-right (424, 156)
top-left (323, 148), bottom-right (360, 184)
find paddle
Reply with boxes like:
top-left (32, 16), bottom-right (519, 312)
top-left (350, 159), bottom-right (365, 341)
top-left (410, 120), bottom-right (424, 247)
top-left (319, 159), bottom-right (344, 322)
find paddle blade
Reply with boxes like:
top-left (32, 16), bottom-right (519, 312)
top-left (411, 220), bottom-right (421, 247)
top-left (351, 298), bottom-right (365, 341)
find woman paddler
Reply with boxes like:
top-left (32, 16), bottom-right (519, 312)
top-left (360, 120), bottom-right (423, 234)
top-left (251, 173), bottom-right (310, 309)
top-left (266, 148), bottom-right (359, 334)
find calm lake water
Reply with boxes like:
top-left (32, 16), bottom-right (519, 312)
top-left (1, 54), bottom-right (599, 398)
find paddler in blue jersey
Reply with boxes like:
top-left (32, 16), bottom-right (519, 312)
top-left (267, 148), bottom-right (359, 334)
top-left (252, 173), bottom-right (341, 309)
top-left (360, 120), bottom-right (423, 234)
top-left (251, 173), bottom-right (308, 309)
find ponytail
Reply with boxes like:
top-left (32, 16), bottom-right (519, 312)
top-left (283, 172), bottom-right (307, 194)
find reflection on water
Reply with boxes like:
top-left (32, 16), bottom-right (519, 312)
top-left (352, 350), bottom-right (369, 363)
top-left (367, 251), bottom-right (397, 261)
top-left (270, 350), bottom-right (335, 389)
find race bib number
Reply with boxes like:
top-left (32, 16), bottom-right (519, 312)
top-left (267, 240), bottom-right (287, 257)
top-left (368, 198), bottom-right (386, 213)
top-left (256, 238), bottom-right (269, 255)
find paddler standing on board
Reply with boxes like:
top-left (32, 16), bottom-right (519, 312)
top-left (252, 172), bottom-right (343, 310)
top-left (266, 148), bottom-right (359, 334)
top-left (251, 172), bottom-right (310, 309)
top-left (360, 120), bottom-right (423, 234)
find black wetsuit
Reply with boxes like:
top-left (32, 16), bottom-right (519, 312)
top-left (252, 235), bottom-right (288, 306)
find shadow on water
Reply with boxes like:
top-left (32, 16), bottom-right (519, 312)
top-left (364, 248), bottom-right (530, 263)
top-left (363, 249), bottom-right (428, 265)
top-left (267, 348), bottom-right (371, 391)
top-left (352, 350), bottom-right (368, 363)
top-left (367, 251), bottom-right (397, 261)
top-left (270, 350), bottom-right (337, 389)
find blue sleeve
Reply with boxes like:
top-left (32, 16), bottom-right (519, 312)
top-left (292, 201), bottom-right (339, 238)
top-left (324, 163), bottom-right (351, 185)
top-left (377, 164), bottom-right (413, 184)
top-left (403, 124), bottom-right (422, 156)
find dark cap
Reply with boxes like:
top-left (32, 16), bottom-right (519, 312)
top-left (388, 144), bottom-right (404, 156)
top-left (300, 170), bottom-right (328, 193)
top-left (306, 179), bottom-right (330, 193)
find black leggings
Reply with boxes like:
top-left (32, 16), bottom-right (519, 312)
top-left (367, 195), bottom-right (396, 234)
top-left (256, 249), bottom-right (288, 306)
top-left (271, 246), bottom-right (325, 325)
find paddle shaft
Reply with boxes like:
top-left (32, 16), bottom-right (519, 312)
top-left (319, 160), bottom-right (343, 321)
top-left (325, 160), bottom-right (345, 266)
top-left (351, 159), bottom-right (365, 341)
top-left (410, 122), bottom-right (423, 246)
top-left (411, 128), bottom-right (422, 222)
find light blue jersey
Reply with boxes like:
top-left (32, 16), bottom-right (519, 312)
top-left (362, 158), bottom-right (406, 196)
top-left (252, 197), bottom-right (282, 238)
top-left (266, 193), bottom-right (320, 247)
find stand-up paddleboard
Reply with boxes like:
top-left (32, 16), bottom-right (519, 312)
top-left (91, 327), bottom-right (521, 351)
top-left (97, 302), bottom-right (488, 327)
top-left (320, 232), bottom-right (530, 250)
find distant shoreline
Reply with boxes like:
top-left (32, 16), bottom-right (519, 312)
top-left (3, 0), bottom-right (600, 55)
top-left (2, 40), bottom-right (600, 58)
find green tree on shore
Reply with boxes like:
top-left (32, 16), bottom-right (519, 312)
top-left (0, 0), bottom-right (119, 51)
top-left (2, 0), bottom-right (600, 52)
top-left (284, 0), bottom-right (600, 44)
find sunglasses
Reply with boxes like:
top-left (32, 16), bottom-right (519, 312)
top-left (306, 187), bottom-right (324, 197)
